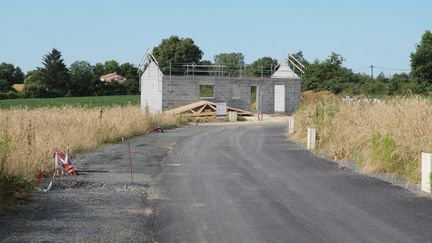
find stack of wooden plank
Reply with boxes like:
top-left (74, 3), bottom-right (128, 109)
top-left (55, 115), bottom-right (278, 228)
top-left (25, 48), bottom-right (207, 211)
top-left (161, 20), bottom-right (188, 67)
top-left (165, 100), bottom-right (253, 117)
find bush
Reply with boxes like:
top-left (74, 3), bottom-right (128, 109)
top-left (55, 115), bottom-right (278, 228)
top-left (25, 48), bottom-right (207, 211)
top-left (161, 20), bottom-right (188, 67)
top-left (24, 83), bottom-right (62, 98)
top-left (0, 91), bottom-right (19, 100)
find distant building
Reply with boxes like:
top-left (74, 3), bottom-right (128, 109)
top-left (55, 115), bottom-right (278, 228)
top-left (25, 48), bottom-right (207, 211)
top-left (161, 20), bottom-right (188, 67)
top-left (100, 72), bottom-right (127, 84)
top-left (139, 52), bottom-right (302, 114)
top-left (12, 84), bottom-right (25, 92)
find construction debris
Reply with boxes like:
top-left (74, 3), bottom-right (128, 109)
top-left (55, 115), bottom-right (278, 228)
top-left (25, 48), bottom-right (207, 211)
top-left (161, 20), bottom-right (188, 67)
top-left (165, 100), bottom-right (253, 117)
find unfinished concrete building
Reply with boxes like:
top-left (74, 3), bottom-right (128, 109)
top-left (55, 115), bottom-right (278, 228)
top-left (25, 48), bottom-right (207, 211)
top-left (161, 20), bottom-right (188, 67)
top-left (139, 53), bottom-right (302, 114)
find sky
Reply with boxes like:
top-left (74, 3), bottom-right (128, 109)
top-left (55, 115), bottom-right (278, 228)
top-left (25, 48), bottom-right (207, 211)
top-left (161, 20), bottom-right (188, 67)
top-left (0, 0), bottom-right (431, 76)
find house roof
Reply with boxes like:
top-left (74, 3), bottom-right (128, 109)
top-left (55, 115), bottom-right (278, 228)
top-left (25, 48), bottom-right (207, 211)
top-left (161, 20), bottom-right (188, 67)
top-left (100, 72), bottom-right (124, 79)
top-left (12, 84), bottom-right (25, 92)
top-left (271, 64), bottom-right (299, 79)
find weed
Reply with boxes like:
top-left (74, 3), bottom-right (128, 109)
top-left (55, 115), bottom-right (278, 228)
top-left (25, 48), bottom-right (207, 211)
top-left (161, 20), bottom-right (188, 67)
top-left (0, 117), bottom-right (10, 175)
top-left (371, 133), bottom-right (396, 172)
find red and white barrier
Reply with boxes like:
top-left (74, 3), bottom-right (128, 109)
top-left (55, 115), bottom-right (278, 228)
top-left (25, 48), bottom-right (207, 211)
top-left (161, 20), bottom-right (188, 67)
top-left (40, 147), bottom-right (78, 192)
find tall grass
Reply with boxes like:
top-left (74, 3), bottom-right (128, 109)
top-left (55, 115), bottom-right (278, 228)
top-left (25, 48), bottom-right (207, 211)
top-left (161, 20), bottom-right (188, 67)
top-left (0, 106), bottom-right (183, 182)
top-left (292, 93), bottom-right (432, 185)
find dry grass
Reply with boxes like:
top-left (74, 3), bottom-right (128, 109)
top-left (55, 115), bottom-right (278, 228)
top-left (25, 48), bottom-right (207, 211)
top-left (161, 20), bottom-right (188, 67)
top-left (0, 106), bottom-right (183, 182)
top-left (292, 93), bottom-right (432, 185)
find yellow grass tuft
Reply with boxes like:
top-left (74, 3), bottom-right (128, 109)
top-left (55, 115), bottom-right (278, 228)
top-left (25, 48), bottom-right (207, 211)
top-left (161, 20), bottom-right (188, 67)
top-left (0, 106), bottom-right (182, 181)
top-left (292, 94), bottom-right (432, 185)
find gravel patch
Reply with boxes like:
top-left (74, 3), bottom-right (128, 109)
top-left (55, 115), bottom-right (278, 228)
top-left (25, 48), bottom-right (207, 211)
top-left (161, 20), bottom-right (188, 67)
top-left (0, 126), bottom-right (208, 242)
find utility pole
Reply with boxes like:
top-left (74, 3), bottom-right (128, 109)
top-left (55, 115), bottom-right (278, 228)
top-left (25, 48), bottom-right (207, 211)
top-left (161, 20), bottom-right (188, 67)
top-left (370, 65), bottom-right (374, 79)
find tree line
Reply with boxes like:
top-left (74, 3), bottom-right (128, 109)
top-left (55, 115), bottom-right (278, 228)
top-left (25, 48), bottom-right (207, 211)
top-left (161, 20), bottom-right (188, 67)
top-left (0, 49), bottom-right (139, 99)
top-left (1, 31), bottom-right (431, 99)
top-left (151, 33), bottom-right (432, 96)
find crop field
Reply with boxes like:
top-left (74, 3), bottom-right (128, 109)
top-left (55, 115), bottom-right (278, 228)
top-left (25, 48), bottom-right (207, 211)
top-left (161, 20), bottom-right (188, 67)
top-left (0, 95), bottom-right (140, 109)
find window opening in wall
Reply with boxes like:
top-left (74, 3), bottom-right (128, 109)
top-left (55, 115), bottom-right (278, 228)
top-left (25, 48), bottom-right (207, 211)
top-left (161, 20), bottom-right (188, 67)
top-left (250, 85), bottom-right (257, 111)
top-left (200, 85), bottom-right (214, 98)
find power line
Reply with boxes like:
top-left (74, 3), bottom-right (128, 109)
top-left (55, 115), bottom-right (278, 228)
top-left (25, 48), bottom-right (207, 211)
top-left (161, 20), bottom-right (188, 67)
top-left (373, 66), bottom-right (410, 71)
top-left (352, 66), bottom-right (370, 72)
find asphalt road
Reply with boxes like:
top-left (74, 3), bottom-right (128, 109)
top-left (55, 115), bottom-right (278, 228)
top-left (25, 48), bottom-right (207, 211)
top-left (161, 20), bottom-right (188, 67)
top-left (155, 125), bottom-right (432, 243)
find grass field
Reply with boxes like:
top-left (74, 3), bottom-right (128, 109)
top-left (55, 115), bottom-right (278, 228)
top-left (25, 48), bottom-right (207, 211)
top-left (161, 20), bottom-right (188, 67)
top-left (292, 91), bottom-right (432, 186)
top-left (0, 95), bottom-right (140, 109)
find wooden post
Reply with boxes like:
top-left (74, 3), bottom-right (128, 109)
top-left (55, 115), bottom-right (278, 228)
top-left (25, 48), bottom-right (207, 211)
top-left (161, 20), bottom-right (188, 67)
top-left (422, 152), bottom-right (432, 193)
top-left (307, 128), bottom-right (316, 150)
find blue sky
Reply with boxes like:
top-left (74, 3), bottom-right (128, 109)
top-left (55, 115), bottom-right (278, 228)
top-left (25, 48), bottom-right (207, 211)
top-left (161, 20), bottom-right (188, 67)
top-left (0, 0), bottom-right (431, 75)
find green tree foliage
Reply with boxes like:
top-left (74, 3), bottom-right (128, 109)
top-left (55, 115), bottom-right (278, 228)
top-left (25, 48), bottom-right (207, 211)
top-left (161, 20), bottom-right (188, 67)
top-left (118, 63), bottom-right (139, 94)
top-left (23, 70), bottom-right (52, 98)
top-left (0, 63), bottom-right (15, 85)
top-left (214, 52), bottom-right (245, 76)
top-left (93, 63), bottom-right (106, 77)
top-left (103, 60), bottom-right (121, 74)
top-left (152, 35), bottom-right (203, 74)
top-left (37, 48), bottom-right (71, 96)
top-left (0, 63), bottom-right (25, 91)
top-left (119, 63), bottom-right (138, 80)
top-left (411, 30), bottom-right (432, 85)
top-left (69, 61), bottom-right (99, 96)
top-left (13, 67), bottom-right (24, 84)
top-left (247, 57), bottom-right (278, 77)
top-left (0, 79), bottom-right (10, 92)
top-left (301, 52), bottom-right (355, 93)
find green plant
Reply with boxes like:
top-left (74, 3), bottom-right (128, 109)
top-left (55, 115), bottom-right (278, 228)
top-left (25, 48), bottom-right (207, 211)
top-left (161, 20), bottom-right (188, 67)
top-left (371, 133), bottom-right (397, 172)
top-left (314, 104), bottom-right (324, 127)
top-left (0, 117), bottom-right (10, 175)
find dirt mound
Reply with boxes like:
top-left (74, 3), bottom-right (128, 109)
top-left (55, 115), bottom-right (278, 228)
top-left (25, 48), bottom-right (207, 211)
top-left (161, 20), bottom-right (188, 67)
top-left (301, 91), bottom-right (338, 103)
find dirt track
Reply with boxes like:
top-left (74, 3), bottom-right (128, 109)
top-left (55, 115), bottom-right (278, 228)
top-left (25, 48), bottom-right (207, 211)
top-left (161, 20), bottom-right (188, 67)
top-left (0, 126), bottom-right (207, 242)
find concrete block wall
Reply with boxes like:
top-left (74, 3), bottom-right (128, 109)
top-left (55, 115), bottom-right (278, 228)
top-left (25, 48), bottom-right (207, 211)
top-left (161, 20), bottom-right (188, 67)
top-left (140, 62), bottom-right (163, 112)
top-left (161, 75), bottom-right (301, 114)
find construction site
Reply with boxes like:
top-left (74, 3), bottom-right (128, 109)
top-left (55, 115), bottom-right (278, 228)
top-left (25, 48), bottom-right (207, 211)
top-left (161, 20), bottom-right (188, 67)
top-left (138, 52), bottom-right (303, 119)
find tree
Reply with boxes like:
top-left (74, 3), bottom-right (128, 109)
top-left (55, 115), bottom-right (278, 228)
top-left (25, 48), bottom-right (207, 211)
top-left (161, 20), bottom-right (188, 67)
top-left (93, 63), bottom-right (106, 77)
top-left (103, 60), bottom-right (120, 74)
top-left (69, 61), bottom-right (98, 96)
top-left (0, 79), bottom-right (10, 92)
top-left (37, 48), bottom-right (70, 96)
top-left (23, 70), bottom-right (51, 98)
top-left (0, 63), bottom-right (25, 92)
top-left (118, 63), bottom-right (139, 94)
top-left (119, 62), bottom-right (138, 81)
top-left (0, 63), bottom-right (15, 85)
top-left (411, 30), bottom-right (432, 85)
top-left (214, 52), bottom-right (245, 76)
top-left (152, 35), bottom-right (203, 74)
top-left (246, 57), bottom-right (278, 77)
top-left (301, 52), bottom-right (355, 93)
top-left (13, 67), bottom-right (24, 84)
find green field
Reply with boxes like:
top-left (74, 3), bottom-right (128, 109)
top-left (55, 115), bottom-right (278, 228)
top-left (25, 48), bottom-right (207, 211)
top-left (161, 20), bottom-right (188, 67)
top-left (0, 95), bottom-right (140, 109)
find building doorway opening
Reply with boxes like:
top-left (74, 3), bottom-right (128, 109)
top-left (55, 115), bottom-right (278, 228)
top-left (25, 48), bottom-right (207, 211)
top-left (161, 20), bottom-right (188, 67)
top-left (250, 85), bottom-right (258, 111)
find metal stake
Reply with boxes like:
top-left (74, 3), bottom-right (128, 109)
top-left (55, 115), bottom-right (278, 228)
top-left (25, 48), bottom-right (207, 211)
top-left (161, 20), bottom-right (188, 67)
top-left (128, 142), bottom-right (134, 185)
